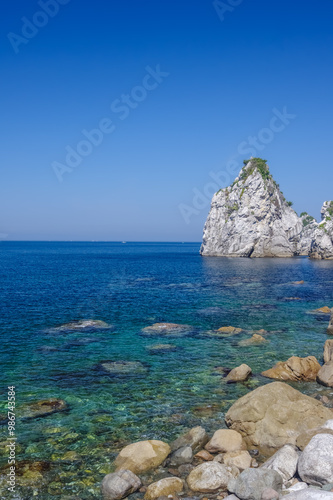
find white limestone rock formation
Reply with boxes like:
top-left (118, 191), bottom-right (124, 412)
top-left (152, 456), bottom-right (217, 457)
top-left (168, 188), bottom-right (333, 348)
top-left (309, 201), bottom-right (333, 259)
top-left (200, 159), bottom-right (303, 257)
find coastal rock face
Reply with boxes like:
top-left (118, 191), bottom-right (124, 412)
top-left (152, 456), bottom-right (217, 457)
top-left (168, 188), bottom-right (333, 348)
top-left (101, 470), bottom-right (141, 500)
top-left (297, 433), bottom-right (333, 486)
top-left (309, 201), bottom-right (333, 259)
top-left (261, 356), bottom-right (321, 381)
top-left (200, 159), bottom-right (304, 257)
top-left (225, 382), bottom-right (332, 453)
top-left (114, 440), bottom-right (170, 474)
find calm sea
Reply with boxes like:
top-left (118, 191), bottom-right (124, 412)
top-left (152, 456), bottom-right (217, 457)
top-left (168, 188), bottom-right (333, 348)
top-left (1, 242), bottom-right (333, 498)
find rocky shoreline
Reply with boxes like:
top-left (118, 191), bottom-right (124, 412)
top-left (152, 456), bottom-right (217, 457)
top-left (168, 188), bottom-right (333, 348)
top-left (101, 310), bottom-right (333, 500)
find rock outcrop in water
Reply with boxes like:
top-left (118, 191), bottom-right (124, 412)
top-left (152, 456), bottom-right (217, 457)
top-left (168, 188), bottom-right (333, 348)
top-left (309, 201), bottom-right (333, 259)
top-left (200, 158), bottom-right (332, 259)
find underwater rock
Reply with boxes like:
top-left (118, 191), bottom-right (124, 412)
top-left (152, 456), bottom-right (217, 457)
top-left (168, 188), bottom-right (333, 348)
top-left (141, 323), bottom-right (193, 336)
top-left (146, 344), bottom-right (178, 354)
top-left (49, 319), bottom-right (111, 333)
top-left (97, 360), bottom-right (148, 377)
top-left (238, 334), bottom-right (268, 346)
top-left (21, 398), bottom-right (68, 420)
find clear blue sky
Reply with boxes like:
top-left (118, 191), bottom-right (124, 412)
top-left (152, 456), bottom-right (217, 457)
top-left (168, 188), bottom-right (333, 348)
top-left (1, 0), bottom-right (333, 241)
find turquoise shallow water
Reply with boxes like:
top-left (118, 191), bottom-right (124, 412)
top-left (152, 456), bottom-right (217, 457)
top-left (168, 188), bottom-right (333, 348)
top-left (0, 242), bottom-right (333, 498)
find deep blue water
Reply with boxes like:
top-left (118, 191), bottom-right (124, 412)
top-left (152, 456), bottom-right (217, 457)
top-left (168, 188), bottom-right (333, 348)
top-left (0, 242), bottom-right (333, 498)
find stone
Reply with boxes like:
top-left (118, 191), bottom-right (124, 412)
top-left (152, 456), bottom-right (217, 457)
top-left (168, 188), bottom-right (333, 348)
top-left (194, 450), bottom-right (214, 461)
top-left (144, 477), bottom-right (184, 500)
top-left (224, 496), bottom-right (240, 500)
top-left (187, 462), bottom-right (232, 493)
top-left (52, 319), bottom-right (111, 332)
top-left (296, 427), bottom-right (333, 451)
top-left (309, 201), bottom-right (333, 260)
top-left (238, 335), bottom-right (268, 347)
top-left (21, 399), bottom-right (68, 420)
top-left (170, 426), bottom-right (209, 453)
top-left (317, 361), bottom-right (333, 387)
top-left (178, 464), bottom-right (194, 477)
top-left (101, 469), bottom-right (141, 500)
top-left (261, 356), bottom-right (321, 381)
top-left (200, 159), bottom-right (307, 258)
top-left (205, 429), bottom-right (246, 453)
top-left (228, 468), bottom-right (282, 500)
top-left (97, 360), bottom-right (148, 376)
top-left (225, 382), bottom-right (332, 453)
top-left (141, 323), bottom-right (192, 336)
top-left (217, 327), bottom-right (243, 335)
top-left (284, 482), bottom-right (308, 492)
top-left (328, 309), bottom-right (333, 335)
top-left (293, 280), bottom-right (304, 285)
top-left (297, 433), bottom-right (333, 486)
top-left (260, 444), bottom-right (299, 483)
top-left (169, 446), bottom-right (193, 465)
top-left (225, 364), bottom-right (252, 383)
top-left (324, 340), bottom-right (333, 363)
top-left (114, 440), bottom-right (171, 474)
top-left (223, 451), bottom-right (252, 471)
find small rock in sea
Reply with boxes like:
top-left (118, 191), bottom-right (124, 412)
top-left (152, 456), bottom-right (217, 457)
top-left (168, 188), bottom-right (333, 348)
top-left (260, 444), bottom-right (299, 483)
top-left (101, 469), bottom-right (141, 500)
top-left (238, 334), bottom-right (268, 347)
top-left (317, 361), bottom-right (333, 387)
top-left (169, 446), bottom-right (193, 466)
top-left (228, 468), bottom-right (282, 500)
top-left (225, 364), bottom-right (252, 383)
top-left (141, 323), bottom-right (192, 336)
top-left (314, 306), bottom-right (332, 314)
top-left (97, 360), bottom-right (148, 377)
top-left (194, 450), bottom-right (214, 461)
top-left (50, 319), bottom-right (111, 332)
top-left (208, 326), bottom-right (243, 337)
top-left (146, 344), bottom-right (178, 354)
top-left (114, 440), bottom-right (171, 474)
top-left (205, 429), bottom-right (246, 454)
top-left (261, 355), bottom-right (321, 381)
top-left (170, 426), bottom-right (209, 453)
top-left (223, 450), bottom-right (252, 471)
top-left (21, 399), bottom-right (68, 420)
top-left (187, 462), bottom-right (232, 493)
top-left (38, 345), bottom-right (58, 352)
top-left (225, 382), bottom-right (332, 452)
top-left (298, 433), bottom-right (333, 486)
top-left (293, 280), bottom-right (305, 285)
top-left (144, 477), bottom-right (184, 500)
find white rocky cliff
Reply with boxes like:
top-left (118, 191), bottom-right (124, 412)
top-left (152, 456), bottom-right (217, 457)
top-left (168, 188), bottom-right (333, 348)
top-left (200, 158), bottom-right (318, 258)
top-left (309, 201), bottom-right (333, 259)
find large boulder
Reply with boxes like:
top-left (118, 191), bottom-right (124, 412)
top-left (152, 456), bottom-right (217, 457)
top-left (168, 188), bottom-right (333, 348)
top-left (261, 356), bottom-right (321, 381)
top-left (101, 470), bottom-right (141, 500)
top-left (144, 477), bottom-right (184, 500)
top-left (225, 364), bottom-right (252, 383)
top-left (260, 444), bottom-right (299, 483)
top-left (324, 339), bottom-right (333, 363)
top-left (228, 468), bottom-right (282, 500)
top-left (187, 462), bottom-right (232, 493)
top-left (114, 440), bottom-right (170, 474)
top-left (317, 361), bottom-right (333, 387)
top-left (298, 433), bottom-right (333, 486)
top-left (205, 429), bottom-right (246, 453)
top-left (170, 426), bottom-right (209, 453)
top-left (225, 382), bottom-right (332, 453)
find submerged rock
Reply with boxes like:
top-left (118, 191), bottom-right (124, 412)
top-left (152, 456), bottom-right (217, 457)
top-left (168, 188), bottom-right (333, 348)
top-left (261, 356), bottom-right (321, 381)
top-left (101, 469), bottom-right (141, 500)
top-left (238, 334), bottom-right (268, 346)
top-left (114, 440), bottom-right (170, 474)
top-left (21, 399), bottom-right (68, 420)
top-left (141, 322), bottom-right (192, 336)
top-left (200, 159), bottom-right (304, 258)
top-left (146, 344), bottom-right (178, 354)
top-left (206, 326), bottom-right (243, 338)
top-left (170, 426), bottom-right (209, 453)
top-left (50, 319), bottom-right (111, 332)
top-left (97, 360), bottom-right (148, 377)
top-left (225, 382), bottom-right (332, 453)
